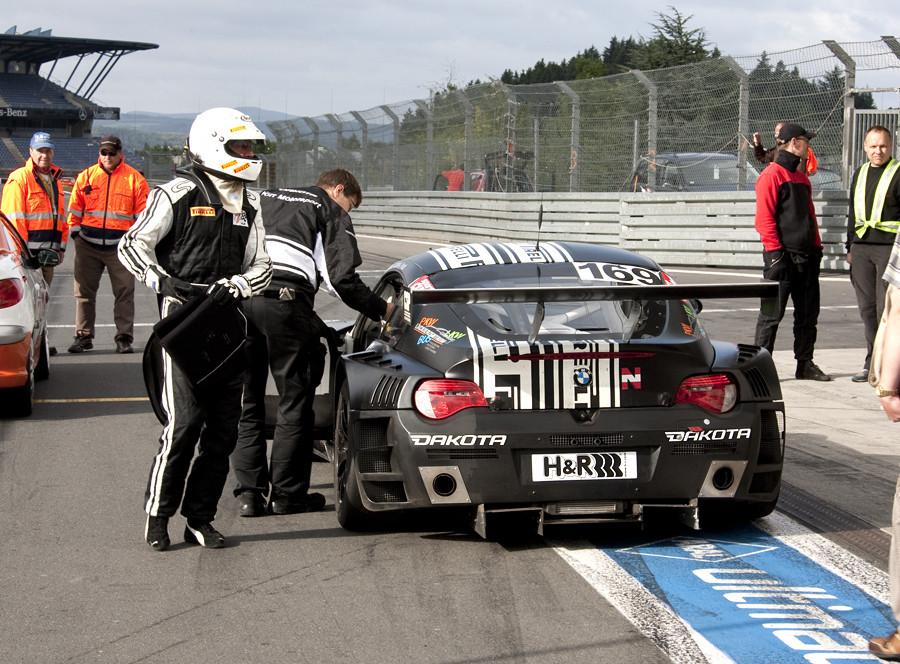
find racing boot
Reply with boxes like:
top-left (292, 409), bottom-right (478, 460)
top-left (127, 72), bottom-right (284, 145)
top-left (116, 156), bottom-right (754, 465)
top-left (184, 520), bottom-right (226, 548)
top-left (145, 515), bottom-right (170, 551)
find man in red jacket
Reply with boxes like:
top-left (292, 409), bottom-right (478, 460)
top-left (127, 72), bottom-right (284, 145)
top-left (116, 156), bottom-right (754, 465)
top-left (66, 136), bottom-right (149, 354)
top-left (753, 123), bottom-right (832, 381)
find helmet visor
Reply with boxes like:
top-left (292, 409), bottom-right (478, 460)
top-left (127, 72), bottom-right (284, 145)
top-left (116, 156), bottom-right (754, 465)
top-left (224, 139), bottom-right (263, 159)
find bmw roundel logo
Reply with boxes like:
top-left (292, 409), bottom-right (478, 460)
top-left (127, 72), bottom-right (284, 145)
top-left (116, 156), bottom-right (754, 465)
top-left (574, 367), bottom-right (592, 386)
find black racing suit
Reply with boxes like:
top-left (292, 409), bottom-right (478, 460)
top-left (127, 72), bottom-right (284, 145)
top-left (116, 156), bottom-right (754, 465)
top-left (118, 167), bottom-right (272, 521)
top-left (232, 186), bottom-right (386, 503)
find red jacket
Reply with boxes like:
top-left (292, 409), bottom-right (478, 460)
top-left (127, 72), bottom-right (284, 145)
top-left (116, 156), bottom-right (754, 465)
top-left (755, 150), bottom-right (822, 253)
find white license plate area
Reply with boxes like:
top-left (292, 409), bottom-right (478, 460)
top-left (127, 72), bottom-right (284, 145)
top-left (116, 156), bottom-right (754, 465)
top-left (531, 452), bottom-right (637, 482)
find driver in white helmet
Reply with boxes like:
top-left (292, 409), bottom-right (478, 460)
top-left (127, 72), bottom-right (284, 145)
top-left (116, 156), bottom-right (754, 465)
top-left (118, 107), bottom-right (272, 551)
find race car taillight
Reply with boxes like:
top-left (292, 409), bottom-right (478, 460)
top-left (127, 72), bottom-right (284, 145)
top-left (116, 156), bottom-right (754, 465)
top-left (0, 277), bottom-right (25, 309)
top-left (414, 379), bottom-right (488, 419)
top-left (674, 374), bottom-right (737, 414)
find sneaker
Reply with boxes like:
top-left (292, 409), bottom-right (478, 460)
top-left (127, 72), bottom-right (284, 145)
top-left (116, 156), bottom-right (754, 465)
top-left (851, 369), bottom-right (869, 383)
top-left (145, 515), bottom-right (170, 551)
top-left (238, 491), bottom-right (267, 517)
top-left (67, 332), bottom-right (93, 353)
top-left (269, 491), bottom-right (326, 515)
top-left (115, 335), bottom-right (134, 354)
top-left (49, 346), bottom-right (58, 356)
top-left (184, 520), bottom-right (225, 548)
top-left (795, 360), bottom-right (833, 381)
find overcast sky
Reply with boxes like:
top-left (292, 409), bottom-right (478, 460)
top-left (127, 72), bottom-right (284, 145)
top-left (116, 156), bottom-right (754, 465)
top-left (6, 1), bottom-right (900, 123)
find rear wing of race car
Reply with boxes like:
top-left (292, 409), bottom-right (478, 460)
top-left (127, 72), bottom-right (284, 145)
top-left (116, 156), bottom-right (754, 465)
top-left (410, 282), bottom-right (779, 305)
top-left (411, 282), bottom-right (779, 344)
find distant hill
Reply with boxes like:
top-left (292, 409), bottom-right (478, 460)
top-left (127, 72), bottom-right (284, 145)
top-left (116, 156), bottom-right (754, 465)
top-left (91, 107), bottom-right (291, 149)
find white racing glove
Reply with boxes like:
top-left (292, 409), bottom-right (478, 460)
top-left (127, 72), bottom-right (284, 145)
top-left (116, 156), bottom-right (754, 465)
top-left (207, 275), bottom-right (253, 307)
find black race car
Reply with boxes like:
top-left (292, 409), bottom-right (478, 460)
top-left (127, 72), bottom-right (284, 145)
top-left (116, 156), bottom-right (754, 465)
top-left (327, 241), bottom-right (783, 536)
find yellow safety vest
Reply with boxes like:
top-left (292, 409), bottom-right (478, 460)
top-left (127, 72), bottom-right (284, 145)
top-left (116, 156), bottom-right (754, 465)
top-left (855, 158), bottom-right (900, 237)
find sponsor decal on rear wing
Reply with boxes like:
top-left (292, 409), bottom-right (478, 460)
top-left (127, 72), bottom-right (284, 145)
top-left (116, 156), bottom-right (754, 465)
top-left (410, 282), bottom-right (779, 305)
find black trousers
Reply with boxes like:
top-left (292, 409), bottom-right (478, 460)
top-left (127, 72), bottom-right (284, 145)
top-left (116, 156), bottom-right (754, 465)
top-left (754, 249), bottom-right (822, 361)
top-left (145, 302), bottom-right (244, 521)
top-left (232, 296), bottom-right (326, 500)
top-left (849, 242), bottom-right (892, 371)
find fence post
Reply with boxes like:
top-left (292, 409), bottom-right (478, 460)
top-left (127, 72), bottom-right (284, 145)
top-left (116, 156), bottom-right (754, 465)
top-left (723, 56), bottom-right (751, 190)
top-left (414, 99), bottom-right (434, 191)
top-left (556, 81), bottom-right (580, 192)
top-left (300, 116), bottom-right (319, 180)
top-left (823, 40), bottom-right (857, 189)
top-left (454, 90), bottom-right (474, 191)
top-left (630, 69), bottom-right (658, 159)
top-left (379, 105), bottom-right (400, 190)
top-left (349, 111), bottom-right (368, 190)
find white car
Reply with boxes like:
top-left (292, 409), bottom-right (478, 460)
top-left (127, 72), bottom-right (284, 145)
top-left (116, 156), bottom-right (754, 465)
top-left (0, 211), bottom-right (50, 416)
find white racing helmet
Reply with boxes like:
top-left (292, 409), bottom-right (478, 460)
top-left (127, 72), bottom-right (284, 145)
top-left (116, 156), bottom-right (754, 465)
top-left (187, 107), bottom-right (265, 182)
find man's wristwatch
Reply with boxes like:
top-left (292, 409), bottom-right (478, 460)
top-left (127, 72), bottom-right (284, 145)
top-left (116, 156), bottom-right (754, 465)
top-left (875, 385), bottom-right (899, 397)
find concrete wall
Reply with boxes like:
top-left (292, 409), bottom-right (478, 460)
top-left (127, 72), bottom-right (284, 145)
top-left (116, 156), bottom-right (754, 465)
top-left (352, 191), bottom-right (851, 271)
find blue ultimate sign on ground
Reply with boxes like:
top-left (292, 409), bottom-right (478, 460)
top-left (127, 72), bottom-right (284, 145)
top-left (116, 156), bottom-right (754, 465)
top-left (602, 523), bottom-right (895, 663)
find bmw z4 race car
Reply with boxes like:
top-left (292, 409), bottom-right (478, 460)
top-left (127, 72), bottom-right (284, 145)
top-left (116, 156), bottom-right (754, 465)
top-left (328, 241), bottom-right (784, 537)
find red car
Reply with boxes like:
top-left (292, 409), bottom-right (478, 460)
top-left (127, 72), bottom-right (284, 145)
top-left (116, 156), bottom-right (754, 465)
top-left (0, 211), bottom-right (50, 416)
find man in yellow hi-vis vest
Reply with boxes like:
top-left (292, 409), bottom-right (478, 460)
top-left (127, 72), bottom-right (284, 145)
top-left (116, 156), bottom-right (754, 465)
top-left (846, 125), bottom-right (900, 383)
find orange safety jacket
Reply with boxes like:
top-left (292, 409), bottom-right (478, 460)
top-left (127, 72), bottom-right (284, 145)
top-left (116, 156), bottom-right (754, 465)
top-left (67, 159), bottom-right (149, 247)
top-left (0, 158), bottom-right (67, 253)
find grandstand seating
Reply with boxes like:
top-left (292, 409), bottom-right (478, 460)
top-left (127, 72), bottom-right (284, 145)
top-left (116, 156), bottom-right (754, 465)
top-left (0, 74), bottom-right (74, 111)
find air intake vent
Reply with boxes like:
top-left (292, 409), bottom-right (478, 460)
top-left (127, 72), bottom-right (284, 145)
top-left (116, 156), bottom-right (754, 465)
top-left (757, 410), bottom-right (783, 464)
top-left (356, 419), bottom-right (388, 450)
top-left (736, 344), bottom-right (760, 363)
top-left (362, 481), bottom-right (407, 503)
top-left (672, 441), bottom-right (737, 455)
top-left (748, 470), bottom-right (781, 494)
top-left (744, 367), bottom-right (770, 399)
top-left (370, 375), bottom-right (405, 408)
top-left (426, 448), bottom-right (499, 460)
top-left (359, 448), bottom-right (392, 473)
top-left (550, 433), bottom-right (624, 447)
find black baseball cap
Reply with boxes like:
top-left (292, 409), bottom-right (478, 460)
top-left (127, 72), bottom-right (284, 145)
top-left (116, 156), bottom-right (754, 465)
top-left (99, 135), bottom-right (122, 151)
top-left (776, 123), bottom-right (815, 142)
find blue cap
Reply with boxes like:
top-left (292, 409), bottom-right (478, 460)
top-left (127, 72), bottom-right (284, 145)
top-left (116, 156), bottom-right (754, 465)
top-left (30, 132), bottom-right (54, 150)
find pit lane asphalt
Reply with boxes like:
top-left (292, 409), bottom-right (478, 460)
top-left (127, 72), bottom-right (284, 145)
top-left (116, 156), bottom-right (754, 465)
top-left (0, 234), bottom-right (893, 663)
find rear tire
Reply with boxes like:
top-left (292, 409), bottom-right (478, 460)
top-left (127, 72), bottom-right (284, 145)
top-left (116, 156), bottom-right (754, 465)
top-left (4, 372), bottom-right (34, 417)
top-left (34, 333), bottom-right (50, 381)
top-left (333, 383), bottom-right (370, 530)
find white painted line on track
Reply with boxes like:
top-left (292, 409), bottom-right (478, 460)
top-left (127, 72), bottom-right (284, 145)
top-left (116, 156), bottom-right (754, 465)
top-left (757, 511), bottom-right (889, 605)
top-left (551, 541), bottom-right (726, 664)
top-left (549, 512), bottom-right (890, 664)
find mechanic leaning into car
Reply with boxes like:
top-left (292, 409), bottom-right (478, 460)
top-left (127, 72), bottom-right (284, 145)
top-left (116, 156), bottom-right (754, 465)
top-left (66, 135), bottom-right (150, 355)
top-left (1, 132), bottom-right (68, 285)
top-left (118, 108), bottom-right (272, 551)
top-left (753, 122), bottom-right (832, 382)
top-left (231, 168), bottom-right (393, 518)
top-left (845, 125), bottom-right (900, 384)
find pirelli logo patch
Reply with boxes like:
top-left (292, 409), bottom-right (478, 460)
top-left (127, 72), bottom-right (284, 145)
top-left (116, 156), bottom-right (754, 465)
top-left (230, 125), bottom-right (246, 133)
top-left (221, 159), bottom-right (238, 169)
top-left (190, 206), bottom-right (216, 217)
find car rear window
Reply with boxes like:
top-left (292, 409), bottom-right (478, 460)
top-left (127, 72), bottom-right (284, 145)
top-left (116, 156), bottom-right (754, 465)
top-left (424, 262), bottom-right (681, 342)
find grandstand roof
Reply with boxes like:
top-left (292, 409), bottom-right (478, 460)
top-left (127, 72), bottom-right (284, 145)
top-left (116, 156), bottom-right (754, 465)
top-left (0, 28), bottom-right (157, 100)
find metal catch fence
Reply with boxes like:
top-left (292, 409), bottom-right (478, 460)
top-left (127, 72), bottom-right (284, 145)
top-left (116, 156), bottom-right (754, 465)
top-left (268, 37), bottom-right (900, 193)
